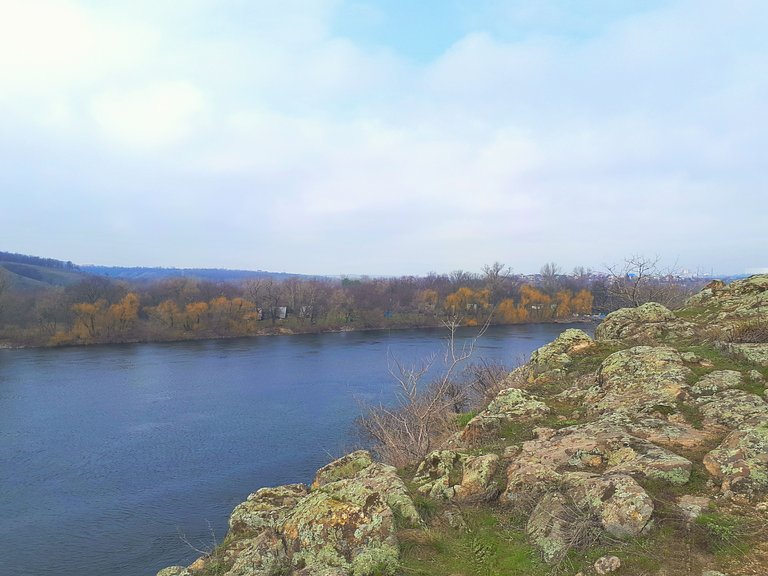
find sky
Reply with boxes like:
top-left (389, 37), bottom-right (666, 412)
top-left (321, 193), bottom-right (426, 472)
top-left (1, 0), bottom-right (766, 276)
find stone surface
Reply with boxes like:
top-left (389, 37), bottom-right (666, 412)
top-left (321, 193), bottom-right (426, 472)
top-left (704, 422), bottom-right (768, 496)
top-left (504, 420), bottom-right (691, 506)
top-left (412, 450), bottom-right (467, 500)
top-left (454, 453), bottom-right (501, 503)
top-left (718, 343), bottom-right (768, 367)
top-left (676, 495), bottom-right (711, 521)
top-left (596, 302), bottom-right (695, 344)
top-left (312, 450), bottom-right (374, 489)
top-left (564, 473), bottom-right (654, 538)
top-left (229, 483), bottom-right (309, 536)
top-left (588, 346), bottom-right (692, 414)
top-left (526, 493), bottom-right (574, 564)
top-left (460, 388), bottom-right (550, 443)
top-left (691, 370), bottom-right (744, 396)
top-left (698, 389), bottom-right (768, 429)
top-left (528, 328), bottom-right (595, 373)
top-left (319, 462), bottom-right (422, 528)
top-left (281, 489), bottom-right (397, 574)
top-left (594, 555), bottom-right (622, 574)
top-left (682, 275), bottom-right (768, 325)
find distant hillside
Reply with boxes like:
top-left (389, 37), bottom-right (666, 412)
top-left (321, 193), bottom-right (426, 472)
top-left (80, 265), bottom-right (314, 283)
top-left (0, 251), bottom-right (88, 291)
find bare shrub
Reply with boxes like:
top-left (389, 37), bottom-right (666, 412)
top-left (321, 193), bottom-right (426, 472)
top-left (726, 320), bottom-right (768, 343)
top-left (358, 316), bottom-right (492, 467)
top-left (464, 359), bottom-right (515, 408)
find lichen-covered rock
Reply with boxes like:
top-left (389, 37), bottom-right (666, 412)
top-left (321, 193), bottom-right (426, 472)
top-left (281, 490), bottom-right (397, 574)
top-left (691, 370), bottom-right (744, 396)
top-left (460, 388), bottom-right (550, 443)
top-left (313, 450), bottom-right (374, 489)
top-left (604, 412), bottom-right (718, 451)
top-left (703, 422), bottom-right (768, 496)
top-left (682, 275), bottom-right (768, 324)
top-left (588, 346), bottom-right (692, 414)
top-left (318, 462), bottom-right (422, 528)
top-left (225, 530), bottom-right (290, 576)
top-left (718, 343), bottom-right (768, 367)
top-left (564, 473), bottom-right (653, 538)
top-left (228, 483), bottom-right (309, 536)
top-left (413, 450), bottom-right (467, 499)
top-left (697, 389), bottom-right (768, 428)
top-left (526, 493), bottom-right (575, 564)
top-left (503, 420), bottom-right (691, 503)
top-left (156, 567), bottom-right (189, 576)
top-left (595, 302), bottom-right (696, 343)
top-left (594, 555), bottom-right (621, 574)
top-left (454, 453), bottom-right (500, 503)
top-left (528, 328), bottom-right (595, 372)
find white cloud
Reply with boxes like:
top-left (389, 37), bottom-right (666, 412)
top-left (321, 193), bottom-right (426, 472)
top-left (1, 0), bottom-right (767, 274)
top-left (90, 82), bottom-right (207, 149)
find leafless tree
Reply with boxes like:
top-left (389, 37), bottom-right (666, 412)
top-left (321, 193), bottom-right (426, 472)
top-left (482, 261), bottom-right (512, 305)
top-left (605, 254), bottom-right (691, 309)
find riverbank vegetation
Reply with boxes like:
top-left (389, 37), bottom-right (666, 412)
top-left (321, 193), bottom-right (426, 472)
top-left (0, 253), bottom-right (704, 348)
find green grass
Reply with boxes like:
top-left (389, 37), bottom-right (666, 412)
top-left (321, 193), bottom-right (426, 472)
top-left (399, 507), bottom-right (550, 576)
top-left (694, 512), bottom-right (752, 555)
top-left (456, 411), bottom-right (478, 428)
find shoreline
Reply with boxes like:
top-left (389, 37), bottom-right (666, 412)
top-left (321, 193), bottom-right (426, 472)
top-left (0, 317), bottom-right (598, 351)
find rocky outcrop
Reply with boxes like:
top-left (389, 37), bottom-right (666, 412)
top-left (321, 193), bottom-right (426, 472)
top-left (528, 328), bottom-right (595, 374)
top-left (160, 451), bottom-right (418, 576)
top-left (682, 275), bottom-right (768, 324)
top-left (704, 422), bottom-right (768, 496)
top-left (691, 370), bottom-right (744, 396)
top-left (595, 302), bottom-right (696, 344)
top-left (587, 346), bottom-right (692, 414)
top-left (412, 450), bottom-right (500, 503)
top-left (697, 389), bottom-right (768, 428)
top-left (160, 275), bottom-right (768, 575)
top-left (460, 387), bottom-right (550, 444)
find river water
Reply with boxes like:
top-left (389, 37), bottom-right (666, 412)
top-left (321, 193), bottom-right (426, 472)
top-left (0, 323), bottom-right (589, 576)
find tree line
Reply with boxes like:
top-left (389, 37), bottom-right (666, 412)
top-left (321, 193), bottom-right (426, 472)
top-left (0, 257), bottom-right (706, 347)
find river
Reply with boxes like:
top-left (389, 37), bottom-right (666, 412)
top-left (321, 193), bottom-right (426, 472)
top-left (0, 323), bottom-right (590, 576)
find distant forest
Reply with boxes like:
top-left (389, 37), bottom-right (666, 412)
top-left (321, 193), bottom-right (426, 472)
top-left (0, 252), bottom-right (706, 347)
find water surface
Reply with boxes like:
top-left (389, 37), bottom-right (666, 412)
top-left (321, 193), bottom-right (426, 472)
top-left (0, 323), bottom-right (590, 576)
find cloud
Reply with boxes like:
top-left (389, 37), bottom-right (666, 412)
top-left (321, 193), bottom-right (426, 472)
top-left (90, 82), bottom-right (208, 149)
top-left (0, 0), bottom-right (766, 275)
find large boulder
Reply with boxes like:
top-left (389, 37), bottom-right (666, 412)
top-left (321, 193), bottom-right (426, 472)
top-left (503, 420), bottom-right (691, 505)
top-left (587, 346), bottom-right (692, 414)
top-left (595, 302), bottom-right (696, 344)
top-left (412, 450), bottom-right (466, 499)
top-left (697, 389), bottom-right (768, 429)
top-left (312, 450), bottom-right (374, 489)
top-left (528, 328), bottom-right (595, 373)
top-left (563, 472), bottom-right (654, 538)
top-left (691, 370), bottom-right (744, 396)
top-left (281, 489), bottom-right (398, 574)
top-left (460, 387), bottom-right (550, 444)
top-left (318, 462), bottom-right (422, 528)
top-left (453, 453), bottom-right (501, 503)
top-left (704, 422), bottom-right (768, 496)
top-left (229, 483), bottom-right (309, 536)
top-left (526, 493), bottom-right (578, 564)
